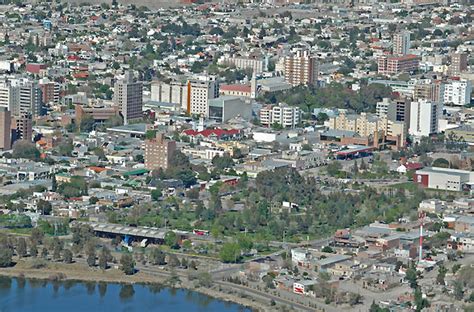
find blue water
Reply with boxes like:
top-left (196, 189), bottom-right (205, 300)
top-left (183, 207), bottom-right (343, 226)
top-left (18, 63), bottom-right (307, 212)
top-left (0, 277), bottom-right (250, 312)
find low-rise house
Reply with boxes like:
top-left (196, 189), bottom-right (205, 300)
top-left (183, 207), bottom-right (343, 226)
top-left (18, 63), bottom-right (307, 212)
top-left (448, 233), bottom-right (474, 253)
top-left (293, 280), bottom-right (318, 296)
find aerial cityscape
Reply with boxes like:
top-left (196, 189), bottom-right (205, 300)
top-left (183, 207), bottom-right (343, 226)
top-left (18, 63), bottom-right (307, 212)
top-left (0, 0), bottom-right (473, 311)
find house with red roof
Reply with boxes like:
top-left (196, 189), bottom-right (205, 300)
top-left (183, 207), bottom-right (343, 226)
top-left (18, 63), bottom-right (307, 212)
top-left (182, 128), bottom-right (241, 142)
top-left (219, 84), bottom-right (252, 98)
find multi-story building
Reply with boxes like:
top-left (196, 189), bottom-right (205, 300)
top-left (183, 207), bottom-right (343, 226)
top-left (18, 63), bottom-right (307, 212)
top-left (443, 79), bottom-right (472, 106)
top-left (18, 81), bottom-right (42, 117)
top-left (218, 53), bottom-right (266, 74)
top-left (0, 107), bottom-right (11, 150)
top-left (144, 133), bottom-right (176, 171)
top-left (114, 71), bottom-right (143, 125)
top-left (449, 52), bottom-right (468, 76)
top-left (150, 80), bottom-right (188, 110)
top-left (39, 78), bottom-right (60, 106)
top-left (409, 99), bottom-right (441, 137)
top-left (187, 76), bottom-right (219, 116)
top-left (378, 55), bottom-right (420, 75)
top-left (284, 49), bottom-right (318, 87)
top-left (328, 109), bottom-right (407, 149)
top-left (376, 97), bottom-right (411, 127)
top-left (13, 112), bottom-right (32, 142)
top-left (259, 103), bottom-right (301, 128)
top-left (0, 79), bottom-right (42, 117)
top-left (393, 32), bottom-right (410, 56)
top-left (208, 96), bottom-right (252, 123)
top-left (414, 80), bottom-right (444, 104)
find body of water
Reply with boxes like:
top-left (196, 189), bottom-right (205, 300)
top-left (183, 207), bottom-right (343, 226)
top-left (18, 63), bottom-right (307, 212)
top-left (0, 277), bottom-right (250, 312)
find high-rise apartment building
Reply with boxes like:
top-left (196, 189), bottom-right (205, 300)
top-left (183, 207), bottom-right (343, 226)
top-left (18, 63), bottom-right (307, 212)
top-left (13, 112), bottom-right (33, 142)
top-left (114, 71), bottom-right (143, 125)
top-left (443, 79), bottom-right (472, 106)
top-left (284, 49), bottom-right (318, 87)
top-left (414, 80), bottom-right (444, 104)
top-left (39, 78), bottom-right (60, 106)
top-left (376, 97), bottom-right (411, 128)
top-left (409, 99), bottom-right (441, 137)
top-left (0, 107), bottom-right (11, 150)
top-left (187, 76), bottom-right (219, 116)
top-left (0, 79), bottom-right (42, 117)
top-left (378, 55), bottom-right (420, 75)
top-left (393, 32), bottom-right (411, 56)
top-left (259, 103), bottom-right (301, 128)
top-left (449, 53), bottom-right (468, 76)
top-left (144, 133), bottom-right (176, 171)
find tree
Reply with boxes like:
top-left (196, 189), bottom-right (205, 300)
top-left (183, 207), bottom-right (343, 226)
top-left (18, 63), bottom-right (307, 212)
top-left (414, 287), bottom-right (429, 311)
top-left (168, 254), bottom-right (180, 267)
top-left (149, 248), bottom-right (166, 265)
top-left (322, 246), bottom-right (334, 253)
top-left (63, 249), bottom-right (73, 263)
top-left (37, 199), bottom-right (52, 215)
top-left (16, 237), bottom-right (27, 258)
top-left (51, 174), bottom-right (57, 192)
top-left (98, 248), bottom-right (109, 270)
top-left (12, 141), bottom-right (40, 161)
top-left (80, 115), bottom-right (95, 132)
top-left (453, 280), bottom-right (464, 300)
top-left (432, 158), bottom-right (449, 168)
top-left (151, 189), bottom-right (162, 201)
top-left (326, 161), bottom-right (342, 176)
top-left (30, 242), bottom-right (38, 258)
top-left (405, 264), bottom-right (418, 289)
top-left (212, 154), bottom-right (234, 170)
top-left (85, 242), bottom-right (96, 267)
top-left (41, 247), bottom-right (48, 259)
top-left (0, 248), bottom-right (13, 267)
top-left (164, 231), bottom-right (179, 249)
top-left (219, 242), bottom-right (241, 263)
top-left (120, 253), bottom-right (135, 275)
top-left (436, 265), bottom-right (447, 285)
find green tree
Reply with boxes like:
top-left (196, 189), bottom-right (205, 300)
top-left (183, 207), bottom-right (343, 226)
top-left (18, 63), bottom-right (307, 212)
top-left (80, 115), bottom-right (95, 132)
top-left (12, 141), bottom-right (40, 161)
top-left (164, 231), bottom-right (179, 248)
top-left (98, 247), bottom-right (109, 270)
top-left (120, 253), bottom-right (135, 275)
top-left (405, 264), bottom-right (418, 289)
top-left (414, 287), bottom-right (429, 311)
top-left (151, 189), bottom-right (162, 201)
top-left (37, 199), bottom-right (52, 215)
top-left (85, 242), bottom-right (96, 267)
top-left (63, 249), bottom-right (73, 263)
top-left (0, 248), bottom-right (13, 267)
top-left (149, 248), bottom-right (166, 265)
top-left (219, 242), bottom-right (241, 263)
top-left (16, 237), bottom-right (27, 258)
top-left (30, 242), bottom-right (38, 257)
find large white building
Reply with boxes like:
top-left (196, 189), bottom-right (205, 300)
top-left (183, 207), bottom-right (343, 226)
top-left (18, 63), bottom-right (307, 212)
top-left (259, 103), bottom-right (301, 128)
top-left (151, 80), bottom-right (188, 110)
top-left (393, 31), bottom-right (410, 56)
top-left (409, 99), bottom-right (441, 137)
top-left (443, 79), bottom-right (472, 106)
top-left (188, 76), bottom-right (219, 116)
top-left (0, 78), bottom-right (42, 117)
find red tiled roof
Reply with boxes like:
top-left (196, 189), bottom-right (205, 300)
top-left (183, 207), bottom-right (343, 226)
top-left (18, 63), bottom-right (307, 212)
top-left (405, 162), bottom-right (423, 170)
top-left (183, 128), bottom-right (240, 138)
top-left (220, 84), bottom-right (251, 93)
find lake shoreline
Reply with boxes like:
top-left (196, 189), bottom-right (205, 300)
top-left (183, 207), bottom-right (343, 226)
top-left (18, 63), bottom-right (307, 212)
top-left (0, 260), bottom-right (266, 312)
